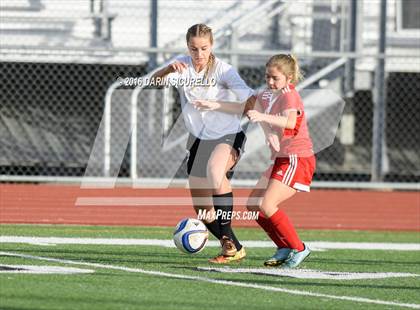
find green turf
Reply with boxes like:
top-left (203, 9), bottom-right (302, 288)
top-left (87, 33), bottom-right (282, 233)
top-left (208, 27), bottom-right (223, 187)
top-left (1, 224), bottom-right (419, 310)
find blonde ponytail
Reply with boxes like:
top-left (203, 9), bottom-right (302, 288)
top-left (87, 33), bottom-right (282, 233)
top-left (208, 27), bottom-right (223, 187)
top-left (266, 54), bottom-right (304, 84)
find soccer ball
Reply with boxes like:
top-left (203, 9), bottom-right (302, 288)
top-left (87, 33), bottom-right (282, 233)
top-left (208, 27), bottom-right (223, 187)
top-left (173, 218), bottom-right (208, 254)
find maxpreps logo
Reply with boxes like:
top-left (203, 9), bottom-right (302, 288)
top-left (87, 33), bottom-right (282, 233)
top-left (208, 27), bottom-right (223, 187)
top-left (197, 209), bottom-right (259, 221)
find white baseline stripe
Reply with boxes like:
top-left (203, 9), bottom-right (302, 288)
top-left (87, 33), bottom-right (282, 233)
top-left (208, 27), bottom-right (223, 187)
top-left (0, 237), bottom-right (419, 251)
top-left (75, 197), bottom-right (252, 206)
top-left (0, 251), bottom-right (418, 309)
top-left (1, 175), bottom-right (418, 190)
top-left (198, 267), bottom-right (419, 280)
top-left (310, 241), bottom-right (420, 251)
top-left (0, 264), bottom-right (94, 274)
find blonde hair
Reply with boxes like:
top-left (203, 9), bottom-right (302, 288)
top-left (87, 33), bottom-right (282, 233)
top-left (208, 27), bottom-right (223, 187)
top-left (186, 24), bottom-right (215, 79)
top-left (266, 54), bottom-right (303, 84)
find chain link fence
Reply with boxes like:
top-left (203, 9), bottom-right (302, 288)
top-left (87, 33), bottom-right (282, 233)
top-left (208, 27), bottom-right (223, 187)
top-left (1, 0), bottom-right (419, 186)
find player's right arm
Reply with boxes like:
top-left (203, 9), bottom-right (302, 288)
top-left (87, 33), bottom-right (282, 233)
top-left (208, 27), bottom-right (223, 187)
top-left (151, 61), bottom-right (188, 86)
top-left (192, 65), bottom-right (254, 116)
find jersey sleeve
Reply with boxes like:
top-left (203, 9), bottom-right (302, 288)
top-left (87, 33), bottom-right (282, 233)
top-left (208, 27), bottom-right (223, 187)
top-left (281, 89), bottom-right (304, 134)
top-left (281, 89), bottom-right (302, 111)
top-left (220, 66), bottom-right (253, 102)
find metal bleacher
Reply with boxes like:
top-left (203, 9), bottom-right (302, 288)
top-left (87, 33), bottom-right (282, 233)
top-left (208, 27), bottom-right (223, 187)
top-left (0, 0), bottom-right (268, 65)
top-left (0, 0), bottom-right (101, 61)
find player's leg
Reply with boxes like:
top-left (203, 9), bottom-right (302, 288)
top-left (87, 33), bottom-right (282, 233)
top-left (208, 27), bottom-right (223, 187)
top-left (261, 179), bottom-right (310, 268)
top-left (246, 175), bottom-right (290, 265)
top-left (189, 176), bottom-right (221, 239)
top-left (260, 178), bottom-right (297, 217)
top-left (187, 135), bottom-right (223, 240)
top-left (207, 141), bottom-right (245, 263)
top-left (206, 142), bottom-right (237, 193)
top-left (207, 142), bottom-right (241, 249)
top-left (271, 155), bottom-right (316, 268)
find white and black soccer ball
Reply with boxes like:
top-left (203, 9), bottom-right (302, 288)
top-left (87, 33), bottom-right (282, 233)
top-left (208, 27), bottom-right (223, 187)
top-left (173, 218), bottom-right (208, 254)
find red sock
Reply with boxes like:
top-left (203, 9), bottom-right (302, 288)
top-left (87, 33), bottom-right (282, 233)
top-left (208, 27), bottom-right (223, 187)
top-left (256, 211), bottom-right (288, 248)
top-left (268, 209), bottom-right (304, 251)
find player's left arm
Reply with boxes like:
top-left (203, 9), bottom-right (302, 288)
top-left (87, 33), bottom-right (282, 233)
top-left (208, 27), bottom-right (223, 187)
top-left (248, 109), bottom-right (297, 130)
top-left (248, 90), bottom-right (301, 129)
top-left (192, 95), bottom-right (255, 115)
top-left (247, 98), bottom-right (280, 152)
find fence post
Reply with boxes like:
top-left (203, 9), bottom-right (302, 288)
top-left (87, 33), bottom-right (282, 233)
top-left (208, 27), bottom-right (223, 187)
top-left (149, 0), bottom-right (158, 71)
top-left (271, 2), bottom-right (280, 48)
top-left (343, 0), bottom-right (357, 96)
top-left (230, 26), bottom-right (238, 69)
top-left (371, 0), bottom-right (387, 182)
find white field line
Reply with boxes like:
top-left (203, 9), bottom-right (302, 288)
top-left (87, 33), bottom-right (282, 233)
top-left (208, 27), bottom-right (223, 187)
top-left (197, 267), bottom-right (419, 280)
top-left (0, 264), bottom-right (94, 274)
top-left (0, 251), bottom-right (419, 309)
top-left (0, 236), bottom-right (419, 251)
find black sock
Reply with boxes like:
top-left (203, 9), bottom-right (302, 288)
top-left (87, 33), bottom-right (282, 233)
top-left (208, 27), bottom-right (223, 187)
top-left (213, 192), bottom-right (242, 251)
top-left (204, 220), bottom-right (221, 239)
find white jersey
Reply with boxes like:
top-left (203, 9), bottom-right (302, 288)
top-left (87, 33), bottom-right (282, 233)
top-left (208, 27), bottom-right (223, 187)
top-left (166, 55), bottom-right (253, 140)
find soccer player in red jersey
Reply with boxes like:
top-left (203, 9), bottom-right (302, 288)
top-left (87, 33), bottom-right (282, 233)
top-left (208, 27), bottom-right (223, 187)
top-left (246, 54), bottom-right (315, 268)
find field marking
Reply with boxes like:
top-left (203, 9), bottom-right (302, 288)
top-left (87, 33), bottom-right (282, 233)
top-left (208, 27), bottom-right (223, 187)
top-left (198, 267), bottom-right (419, 280)
top-left (0, 264), bottom-right (94, 274)
top-left (1, 236), bottom-right (419, 251)
top-left (0, 251), bottom-right (419, 309)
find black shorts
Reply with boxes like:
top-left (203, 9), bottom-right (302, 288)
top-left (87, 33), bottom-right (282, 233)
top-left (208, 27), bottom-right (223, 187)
top-left (186, 131), bottom-right (246, 179)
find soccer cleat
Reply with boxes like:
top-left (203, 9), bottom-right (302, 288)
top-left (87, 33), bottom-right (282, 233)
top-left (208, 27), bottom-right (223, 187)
top-left (209, 247), bottom-right (246, 264)
top-left (281, 243), bottom-right (311, 269)
top-left (264, 248), bottom-right (292, 266)
top-left (221, 236), bottom-right (237, 257)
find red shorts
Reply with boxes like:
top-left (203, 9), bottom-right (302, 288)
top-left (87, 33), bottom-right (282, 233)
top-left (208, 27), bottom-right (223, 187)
top-left (264, 154), bottom-right (316, 192)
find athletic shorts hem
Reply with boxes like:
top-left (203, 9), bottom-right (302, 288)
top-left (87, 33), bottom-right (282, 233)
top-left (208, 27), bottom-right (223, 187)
top-left (267, 154), bottom-right (316, 192)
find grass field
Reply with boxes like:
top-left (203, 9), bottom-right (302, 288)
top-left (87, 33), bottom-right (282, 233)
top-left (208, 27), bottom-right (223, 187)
top-left (1, 224), bottom-right (419, 309)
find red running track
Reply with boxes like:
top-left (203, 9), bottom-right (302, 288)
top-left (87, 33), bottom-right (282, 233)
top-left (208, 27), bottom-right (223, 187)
top-left (0, 184), bottom-right (419, 231)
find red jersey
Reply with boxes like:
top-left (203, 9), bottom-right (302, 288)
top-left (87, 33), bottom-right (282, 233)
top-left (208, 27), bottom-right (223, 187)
top-left (257, 84), bottom-right (313, 158)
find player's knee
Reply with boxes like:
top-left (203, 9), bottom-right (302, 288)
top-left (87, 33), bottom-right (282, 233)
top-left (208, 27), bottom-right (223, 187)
top-left (246, 196), bottom-right (260, 212)
top-left (246, 204), bottom-right (259, 212)
top-left (206, 165), bottom-right (225, 189)
top-left (259, 197), bottom-right (280, 214)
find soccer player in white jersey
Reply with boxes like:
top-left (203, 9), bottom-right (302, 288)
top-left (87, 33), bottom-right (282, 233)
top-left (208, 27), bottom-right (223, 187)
top-left (152, 24), bottom-right (254, 263)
